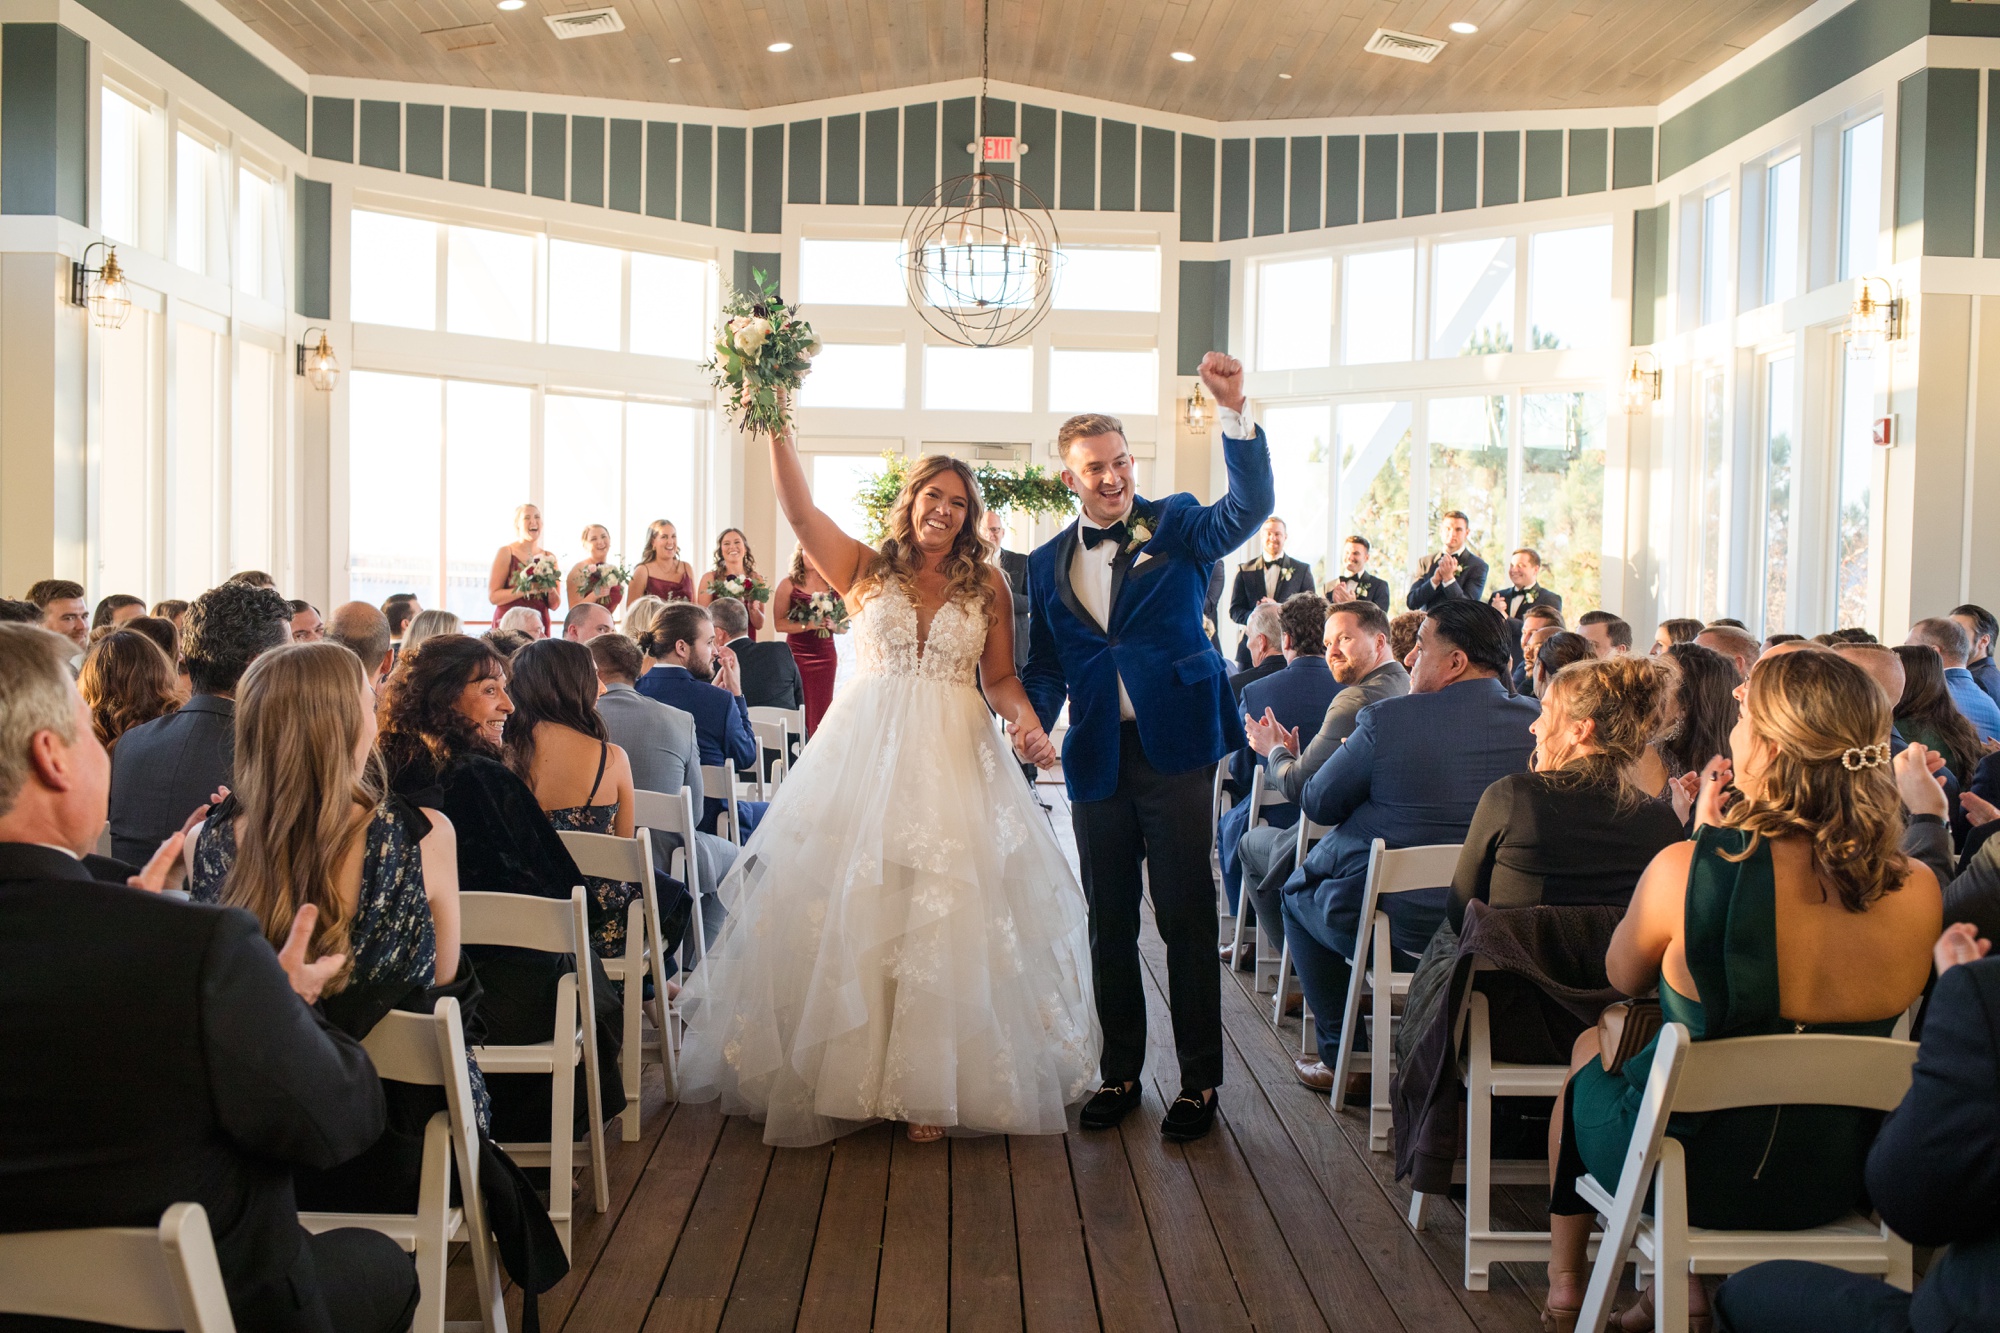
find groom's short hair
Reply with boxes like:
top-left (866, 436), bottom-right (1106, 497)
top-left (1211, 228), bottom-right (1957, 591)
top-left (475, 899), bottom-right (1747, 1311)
top-left (1057, 413), bottom-right (1127, 456)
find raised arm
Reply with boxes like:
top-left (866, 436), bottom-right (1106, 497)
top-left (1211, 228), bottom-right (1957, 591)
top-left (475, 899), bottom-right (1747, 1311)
top-left (1175, 353), bottom-right (1275, 565)
top-left (767, 423), bottom-right (874, 595)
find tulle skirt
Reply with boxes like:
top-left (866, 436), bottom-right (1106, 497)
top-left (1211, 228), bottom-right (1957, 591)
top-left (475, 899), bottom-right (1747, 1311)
top-left (677, 674), bottom-right (1101, 1146)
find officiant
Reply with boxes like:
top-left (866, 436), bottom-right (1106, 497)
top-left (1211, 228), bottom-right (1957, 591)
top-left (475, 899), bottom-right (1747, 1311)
top-left (1230, 517), bottom-right (1316, 668)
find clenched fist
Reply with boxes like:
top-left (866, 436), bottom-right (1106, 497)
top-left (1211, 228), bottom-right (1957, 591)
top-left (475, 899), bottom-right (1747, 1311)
top-left (1197, 351), bottom-right (1245, 413)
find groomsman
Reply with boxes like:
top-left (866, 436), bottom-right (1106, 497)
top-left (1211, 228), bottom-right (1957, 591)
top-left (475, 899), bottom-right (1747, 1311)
top-left (1488, 547), bottom-right (1562, 620)
top-left (1406, 510), bottom-right (1488, 610)
top-left (1325, 535), bottom-right (1391, 611)
top-left (1230, 517), bottom-right (1316, 667)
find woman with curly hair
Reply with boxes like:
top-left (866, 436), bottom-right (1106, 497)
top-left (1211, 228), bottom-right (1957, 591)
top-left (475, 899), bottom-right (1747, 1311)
top-left (79, 628), bottom-right (182, 752)
top-left (676, 426), bottom-right (1097, 1148)
top-left (696, 527), bottom-right (768, 638)
top-left (1539, 650), bottom-right (1940, 1332)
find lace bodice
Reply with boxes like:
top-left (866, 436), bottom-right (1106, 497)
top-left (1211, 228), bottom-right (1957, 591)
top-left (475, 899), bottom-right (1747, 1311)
top-left (851, 581), bottom-right (986, 686)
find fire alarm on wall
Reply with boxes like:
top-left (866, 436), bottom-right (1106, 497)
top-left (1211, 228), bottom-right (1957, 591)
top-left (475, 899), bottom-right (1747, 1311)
top-left (1873, 415), bottom-right (1897, 447)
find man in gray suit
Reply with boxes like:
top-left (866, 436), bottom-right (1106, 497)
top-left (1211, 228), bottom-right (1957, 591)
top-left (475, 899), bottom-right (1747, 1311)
top-left (589, 633), bottom-right (735, 947)
top-left (1229, 599), bottom-right (1410, 966)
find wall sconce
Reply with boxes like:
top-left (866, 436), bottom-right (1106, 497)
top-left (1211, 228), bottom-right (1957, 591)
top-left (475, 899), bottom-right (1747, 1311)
top-left (1618, 351), bottom-right (1662, 415)
top-left (296, 327), bottom-right (340, 392)
top-left (1848, 276), bottom-right (1904, 355)
top-left (69, 242), bottom-right (131, 330)
top-left (1183, 381), bottom-right (1210, 431)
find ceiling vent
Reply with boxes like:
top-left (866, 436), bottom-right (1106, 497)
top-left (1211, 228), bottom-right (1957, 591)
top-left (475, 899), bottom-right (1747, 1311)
top-left (423, 23), bottom-right (503, 53)
top-left (1363, 28), bottom-right (1448, 63)
top-left (545, 7), bottom-right (626, 40)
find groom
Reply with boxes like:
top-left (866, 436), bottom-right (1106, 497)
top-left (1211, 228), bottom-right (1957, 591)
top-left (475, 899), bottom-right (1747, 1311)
top-left (1021, 351), bottom-right (1274, 1141)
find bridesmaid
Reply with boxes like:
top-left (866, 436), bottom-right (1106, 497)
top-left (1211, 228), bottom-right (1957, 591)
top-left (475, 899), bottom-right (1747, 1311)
top-left (488, 502), bottom-right (561, 636)
top-left (566, 523), bottom-right (625, 619)
top-left (696, 527), bottom-right (766, 639)
top-left (773, 542), bottom-right (841, 736)
top-left (625, 519), bottom-right (694, 607)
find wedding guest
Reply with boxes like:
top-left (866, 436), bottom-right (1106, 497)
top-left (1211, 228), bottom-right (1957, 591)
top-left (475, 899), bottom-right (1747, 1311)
top-left (772, 544), bottom-right (841, 734)
top-left (1325, 534), bottom-right (1391, 611)
top-left (1513, 602), bottom-right (1566, 693)
top-left (626, 518), bottom-right (695, 607)
top-left (488, 502), bottom-right (561, 637)
top-left (121, 615), bottom-right (179, 663)
top-left (985, 509), bottom-right (1032, 672)
top-left (27, 578), bottom-right (88, 651)
top-left (1656, 641), bottom-right (1739, 780)
top-left (1651, 617), bottom-right (1704, 655)
top-left (637, 602), bottom-right (766, 838)
top-left (1697, 621), bottom-right (1761, 679)
top-left (1281, 600), bottom-right (1538, 1086)
top-left (1230, 517), bottom-right (1316, 667)
top-left (1220, 593), bottom-right (1338, 913)
top-left (504, 639), bottom-right (641, 960)
top-left (380, 593), bottom-right (420, 655)
top-left (1407, 510), bottom-right (1489, 610)
top-left (566, 523), bottom-right (625, 618)
top-left (287, 599), bottom-right (325, 642)
top-left (151, 596), bottom-right (190, 630)
top-left (327, 601), bottom-right (394, 690)
top-left (1909, 616), bottom-right (2000, 742)
top-left (712, 596), bottom-right (803, 712)
top-left (402, 607), bottom-right (461, 656)
top-left (1532, 630), bottom-right (1595, 698)
top-left (497, 606), bottom-right (547, 640)
top-left (697, 527), bottom-right (768, 638)
top-left (1489, 548), bottom-right (1562, 619)
top-left (1229, 601), bottom-right (1286, 703)
top-left (0, 598), bottom-right (39, 623)
top-left (1235, 600), bottom-right (1410, 966)
top-left (482, 627), bottom-right (532, 662)
top-left (563, 602), bottom-right (614, 643)
top-left (1828, 626), bottom-right (1880, 645)
top-left (1577, 610), bottom-right (1633, 658)
top-left (1952, 602), bottom-right (2000, 710)
top-left (1390, 611), bottom-right (1423, 667)
top-left (1894, 644), bottom-right (1984, 784)
top-left (1766, 631), bottom-right (1807, 649)
top-left (0, 624), bottom-right (418, 1333)
top-left (1541, 650), bottom-right (1940, 1332)
top-left (90, 593), bottom-right (146, 630)
top-left (621, 593), bottom-right (667, 642)
top-left (108, 580), bottom-right (291, 864)
top-left (80, 628), bottom-right (181, 753)
top-left (376, 634), bottom-right (621, 1142)
top-left (227, 570), bottom-right (277, 591)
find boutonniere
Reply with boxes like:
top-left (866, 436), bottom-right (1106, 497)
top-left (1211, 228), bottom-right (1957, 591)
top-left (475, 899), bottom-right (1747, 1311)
top-left (1122, 502), bottom-right (1156, 557)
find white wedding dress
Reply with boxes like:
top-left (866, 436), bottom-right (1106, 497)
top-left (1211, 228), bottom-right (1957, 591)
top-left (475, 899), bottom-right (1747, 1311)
top-left (677, 577), bottom-right (1102, 1146)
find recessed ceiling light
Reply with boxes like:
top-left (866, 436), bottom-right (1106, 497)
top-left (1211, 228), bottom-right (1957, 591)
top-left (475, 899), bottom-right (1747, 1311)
top-left (497, 0), bottom-right (524, 9)
top-left (1278, 72), bottom-right (1292, 79)
top-left (767, 41), bottom-right (793, 52)
top-left (1449, 21), bottom-right (1478, 33)
top-left (1170, 51), bottom-right (1196, 62)
top-left (668, 56), bottom-right (682, 63)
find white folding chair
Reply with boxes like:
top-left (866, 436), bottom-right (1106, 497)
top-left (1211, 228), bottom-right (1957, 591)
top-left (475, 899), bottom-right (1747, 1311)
top-left (1269, 816), bottom-right (1332, 1022)
top-left (0, 1202), bottom-right (234, 1331)
top-left (748, 704), bottom-right (805, 774)
top-left (299, 998), bottom-right (506, 1333)
top-left (1327, 839), bottom-right (1463, 1150)
top-left (1225, 767), bottom-right (1271, 968)
top-left (457, 888), bottom-right (609, 1258)
top-left (560, 827), bottom-right (670, 1141)
top-left (1209, 764), bottom-right (1235, 885)
top-left (701, 763), bottom-right (744, 845)
top-left (748, 719), bottom-right (787, 795)
top-left (1576, 1026), bottom-right (1919, 1333)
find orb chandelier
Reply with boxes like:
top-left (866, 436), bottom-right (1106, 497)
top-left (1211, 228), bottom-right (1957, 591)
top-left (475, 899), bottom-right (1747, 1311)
top-left (900, 0), bottom-right (1061, 348)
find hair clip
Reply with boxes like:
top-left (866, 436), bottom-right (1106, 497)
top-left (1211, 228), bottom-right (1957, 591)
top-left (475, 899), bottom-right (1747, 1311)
top-left (1840, 743), bottom-right (1890, 771)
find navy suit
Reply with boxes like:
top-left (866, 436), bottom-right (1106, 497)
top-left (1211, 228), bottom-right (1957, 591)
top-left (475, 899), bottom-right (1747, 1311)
top-left (1280, 676), bottom-right (1537, 1067)
top-left (1023, 425), bottom-right (1274, 1093)
top-left (1326, 572), bottom-right (1392, 611)
top-left (1221, 655), bottom-right (1339, 910)
top-left (1716, 956), bottom-right (2000, 1333)
top-left (635, 665), bottom-right (767, 837)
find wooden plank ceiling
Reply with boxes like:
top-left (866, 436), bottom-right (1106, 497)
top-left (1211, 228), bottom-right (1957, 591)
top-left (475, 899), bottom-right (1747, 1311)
top-left (216, 0), bottom-right (1819, 120)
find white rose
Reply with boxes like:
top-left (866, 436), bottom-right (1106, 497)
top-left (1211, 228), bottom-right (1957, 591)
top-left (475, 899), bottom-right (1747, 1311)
top-left (1130, 522), bottom-right (1152, 544)
top-left (733, 318), bottom-right (772, 357)
top-left (804, 336), bottom-right (822, 357)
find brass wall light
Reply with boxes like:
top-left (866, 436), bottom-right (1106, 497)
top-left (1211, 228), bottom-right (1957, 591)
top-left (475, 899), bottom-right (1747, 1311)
top-left (70, 242), bottom-right (131, 330)
top-left (1848, 276), bottom-right (1904, 355)
top-left (1183, 380), bottom-right (1210, 430)
top-left (1618, 351), bottom-right (1662, 415)
top-left (296, 327), bottom-right (340, 392)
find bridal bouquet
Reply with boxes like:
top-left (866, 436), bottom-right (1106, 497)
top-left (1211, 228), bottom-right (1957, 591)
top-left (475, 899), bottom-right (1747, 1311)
top-left (786, 589), bottom-right (849, 638)
top-left (579, 558), bottom-right (631, 601)
top-left (510, 553), bottom-right (562, 600)
top-left (704, 269), bottom-right (819, 437)
top-left (704, 571), bottom-right (772, 606)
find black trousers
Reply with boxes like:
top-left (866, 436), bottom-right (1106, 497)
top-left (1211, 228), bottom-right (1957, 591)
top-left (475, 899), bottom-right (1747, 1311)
top-left (1071, 722), bottom-right (1224, 1092)
top-left (1715, 1261), bottom-right (1914, 1333)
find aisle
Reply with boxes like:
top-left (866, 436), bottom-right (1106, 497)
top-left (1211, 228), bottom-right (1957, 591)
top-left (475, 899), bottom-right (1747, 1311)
top-left (457, 784), bottom-right (1553, 1332)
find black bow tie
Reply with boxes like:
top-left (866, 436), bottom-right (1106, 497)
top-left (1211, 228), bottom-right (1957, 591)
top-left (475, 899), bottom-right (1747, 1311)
top-left (1081, 522), bottom-right (1129, 550)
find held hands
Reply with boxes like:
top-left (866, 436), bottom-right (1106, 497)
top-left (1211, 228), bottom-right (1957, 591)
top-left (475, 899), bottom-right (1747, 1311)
top-left (1007, 718), bottom-right (1059, 770)
top-left (1934, 921), bottom-right (1992, 978)
top-left (278, 904), bottom-right (346, 1004)
top-left (1197, 352), bottom-right (1246, 414)
top-left (1243, 707), bottom-right (1299, 759)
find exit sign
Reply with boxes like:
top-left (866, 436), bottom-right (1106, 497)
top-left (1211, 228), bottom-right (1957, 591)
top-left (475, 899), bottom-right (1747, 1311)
top-left (981, 136), bottom-right (1017, 163)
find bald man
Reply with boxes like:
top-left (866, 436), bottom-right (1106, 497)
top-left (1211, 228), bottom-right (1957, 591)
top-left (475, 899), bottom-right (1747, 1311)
top-left (327, 601), bottom-right (394, 688)
top-left (1696, 623), bottom-right (1761, 680)
top-left (1833, 641), bottom-right (1906, 714)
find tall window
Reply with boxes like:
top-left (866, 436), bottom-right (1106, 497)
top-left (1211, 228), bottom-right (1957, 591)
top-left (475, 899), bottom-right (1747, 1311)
top-left (232, 342), bottom-right (276, 572)
top-left (1761, 355), bottom-right (1795, 633)
top-left (237, 167), bottom-right (278, 300)
top-left (1527, 226), bottom-right (1611, 349)
top-left (547, 239), bottom-right (623, 351)
top-left (1342, 246), bottom-right (1415, 365)
top-left (174, 132), bottom-right (219, 276)
top-left (1701, 191), bottom-right (1732, 326)
top-left (1262, 404), bottom-right (1333, 582)
top-left (1519, 391), bottom-right (1606, 609)
top-left (1764, 156), bottom-right (1800, 305)
top-left (1431, 237), bottom-right (1516, 357)
top-left (1335, 401), bottom-right (1414, 581)
top-left (1257, 257), bottom-right (1334, 370)
top-left (1836, 346), bottom-right (1875, 628)
top-left (629, 252), bottom-right (709, 358)
top-left (1697, 369), bottom-right (1726, 621)
top-left (543, 394), bottom-right (699, 577)
top-left (1054, 247), bottom-right (1161, 311)
top-left (100, 87), bottom-right (149, 249)
top-left (1049, 349), bottom-right (1157, 415)
top-left (1427, 396), bottom-right (1509, 557)
top-left (921, 346), bottom-right (1032, 411)
top-left (1840, 115), bottom-right (1884, 280)
top-left (799, 344), bottom-right (906, 409)
top-left (797, 239), bottom-right (906, 306)
top-left (446, 225), bottom-right (535, 341)
top-left (351, 211), bottom-right (438, 329)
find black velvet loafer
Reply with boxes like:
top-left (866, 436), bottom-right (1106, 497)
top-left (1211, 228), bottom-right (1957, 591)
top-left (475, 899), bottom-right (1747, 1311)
top-left (1079, 1081), bottom-right (1142, 1130)
top-left (1160, 1088), bottom-right (1218, 1142)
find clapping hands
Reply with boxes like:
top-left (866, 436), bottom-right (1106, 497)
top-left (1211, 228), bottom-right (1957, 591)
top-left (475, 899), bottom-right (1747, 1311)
top-left (1934, 921), bottom-right (1992, 977)
top-left (1008, 718), bottom-right (1059, 770)
top-left (1243, 707), bottom-right (1299, 758)
top-left (1670, 755), bottom-right (1734, 829)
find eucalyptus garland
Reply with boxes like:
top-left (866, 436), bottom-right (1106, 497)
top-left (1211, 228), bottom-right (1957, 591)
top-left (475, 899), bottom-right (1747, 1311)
top-left (856, 452), bottom-right (1077, 544)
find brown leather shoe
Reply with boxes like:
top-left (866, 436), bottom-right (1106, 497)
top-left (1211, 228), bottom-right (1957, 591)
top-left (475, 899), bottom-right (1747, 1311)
top-left (1282, 989), bottom-right (1304, 1017)
top-left (1294, 1057), bottom-right (1335, 1091)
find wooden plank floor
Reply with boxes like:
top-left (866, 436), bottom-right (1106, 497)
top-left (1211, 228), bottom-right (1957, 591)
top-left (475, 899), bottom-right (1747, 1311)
top-left (463, 787), bottom-right (1554, 1333)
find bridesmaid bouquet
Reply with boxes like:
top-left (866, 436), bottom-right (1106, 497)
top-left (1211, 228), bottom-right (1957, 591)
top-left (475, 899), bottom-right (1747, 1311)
top-left (580, 558), bottom-right (631, 600)
top-left (510, 553), bottom-right (562, 600)
top-left (786, 590), bottom-right (849, 638)
top-left (705, 571), bottom-right (772, 606)
top-left (705, 269), bottom-right (819, 437)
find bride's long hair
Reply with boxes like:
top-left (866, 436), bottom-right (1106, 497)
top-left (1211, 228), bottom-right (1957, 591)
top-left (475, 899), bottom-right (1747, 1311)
top-left (851, 454), bottom-right (995, 622)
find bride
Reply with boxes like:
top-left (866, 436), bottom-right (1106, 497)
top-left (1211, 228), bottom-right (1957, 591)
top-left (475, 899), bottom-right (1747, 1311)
top-left (676, 426), bottom-right (1102, 1146)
